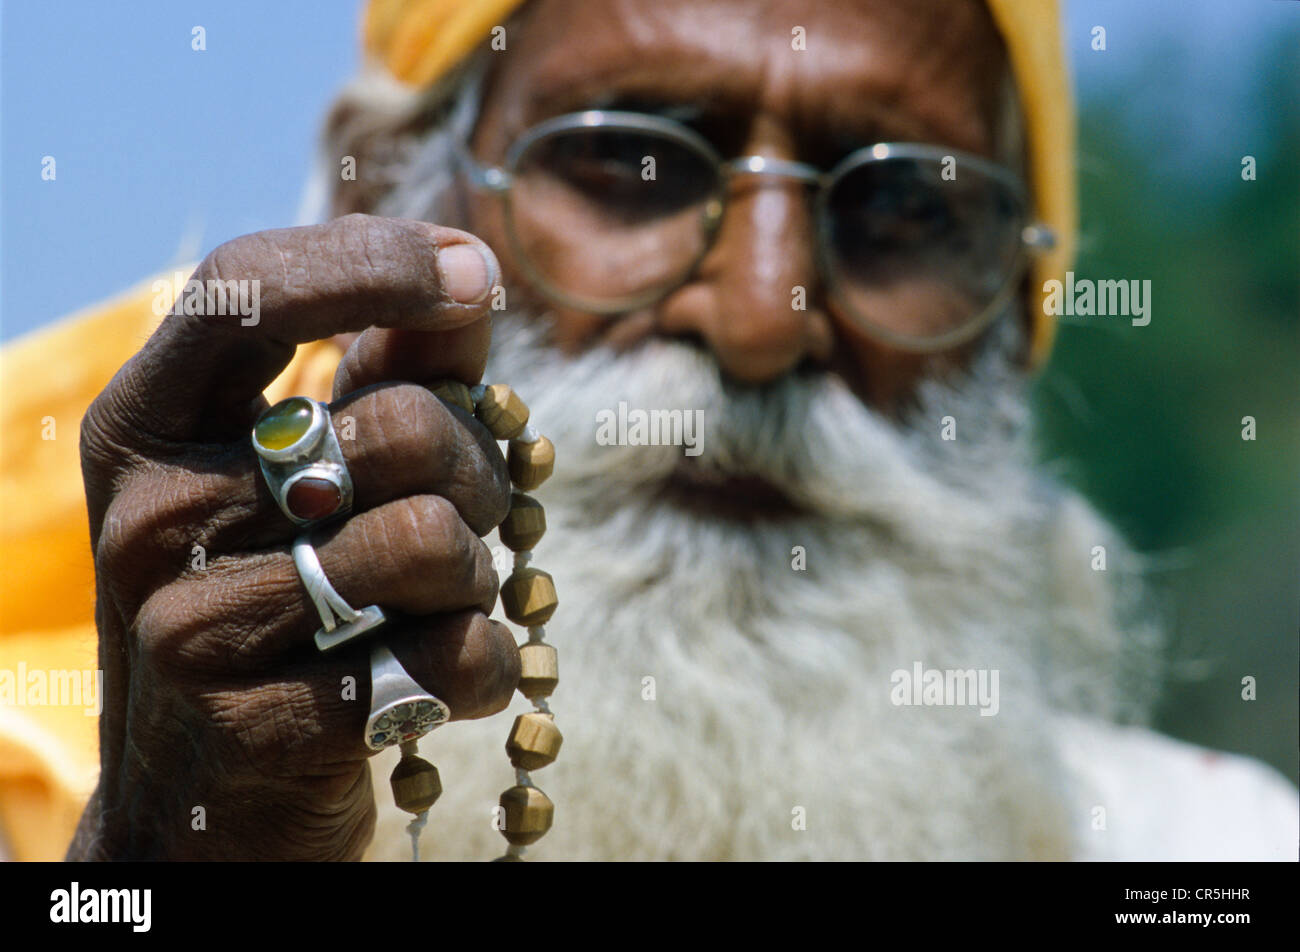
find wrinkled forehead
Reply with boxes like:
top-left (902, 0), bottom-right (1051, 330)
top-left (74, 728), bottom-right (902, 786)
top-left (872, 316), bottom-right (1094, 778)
top-left (481, 0), bottom-right (1012, 159)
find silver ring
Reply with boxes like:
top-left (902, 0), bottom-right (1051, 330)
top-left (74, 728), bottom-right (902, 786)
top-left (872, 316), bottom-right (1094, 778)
top-left (366, 644), bottom-right (450, 751)
top-left (291, 534), bottom-right (450, 751)
top-left (252, 397), bottom-right (354, 527)
top-left (292, 532), bottom-right (389, 652)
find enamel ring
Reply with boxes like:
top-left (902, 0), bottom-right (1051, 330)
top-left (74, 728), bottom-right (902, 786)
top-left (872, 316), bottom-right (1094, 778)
top-left (365, 644), bottom-right (451, 751)
top-left (252, 396), bottom-right (353, 527)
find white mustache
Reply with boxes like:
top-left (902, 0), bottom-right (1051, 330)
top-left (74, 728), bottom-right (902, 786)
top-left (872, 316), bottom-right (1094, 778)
top-left (486, 309), bottom-right (1038, 562)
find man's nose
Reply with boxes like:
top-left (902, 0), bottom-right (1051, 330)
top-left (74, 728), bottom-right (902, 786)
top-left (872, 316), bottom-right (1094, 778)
top-left (657, 175), bottom-right (834, 384)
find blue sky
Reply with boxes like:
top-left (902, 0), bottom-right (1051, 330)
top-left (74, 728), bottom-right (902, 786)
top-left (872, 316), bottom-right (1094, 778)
top-left (2, 0), bottom-right (1295, 342)
top-left (2, 1), bottom-right (358, 341)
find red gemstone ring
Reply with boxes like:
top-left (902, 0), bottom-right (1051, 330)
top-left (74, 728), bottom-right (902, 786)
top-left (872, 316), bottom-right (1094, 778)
top-left (252, 396), bottom-right (354, 527)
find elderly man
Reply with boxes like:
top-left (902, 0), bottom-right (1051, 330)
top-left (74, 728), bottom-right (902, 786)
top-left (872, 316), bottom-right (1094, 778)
top-left (1, 0), bottom-right (1295, 861)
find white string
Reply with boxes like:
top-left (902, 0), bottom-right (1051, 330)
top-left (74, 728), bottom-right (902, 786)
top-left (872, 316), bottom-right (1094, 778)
top-left (517, 423), bottom-right (540, 444)
top-left (407, 809), bottom-right (429, 863)
top-left (513, 550), bottom-right (533, 572)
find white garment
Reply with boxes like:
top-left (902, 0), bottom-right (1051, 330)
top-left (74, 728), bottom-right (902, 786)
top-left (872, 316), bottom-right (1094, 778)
top-left (1057, 718), bottom-right (1299, 861)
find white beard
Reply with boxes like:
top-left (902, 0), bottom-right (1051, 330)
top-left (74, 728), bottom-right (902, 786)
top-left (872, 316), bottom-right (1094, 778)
top-left (365, 308), bottom-right (1160, 861)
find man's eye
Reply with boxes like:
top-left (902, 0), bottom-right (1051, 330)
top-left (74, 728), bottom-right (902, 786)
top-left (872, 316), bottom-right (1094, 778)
top-left (875, 187), bottom-right (957, 239)
top-left (835, 185), bottom-right (956, 251)
top-left (560, 154), bottom-right (643, 191)
top-left (530, 131), bottom-right (716, 221)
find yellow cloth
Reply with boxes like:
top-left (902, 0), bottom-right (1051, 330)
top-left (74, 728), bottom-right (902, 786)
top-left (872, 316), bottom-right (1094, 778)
top-left (984, 0), bottom-right (1076, 367)
top-left (0, 278), bottom-right (341, 860)
top-left (363, 0), bottom-right (1076, 368)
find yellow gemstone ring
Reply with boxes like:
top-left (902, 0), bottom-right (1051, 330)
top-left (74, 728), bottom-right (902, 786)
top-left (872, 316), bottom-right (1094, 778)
top-left (251, 396), bottom-right (353, 526)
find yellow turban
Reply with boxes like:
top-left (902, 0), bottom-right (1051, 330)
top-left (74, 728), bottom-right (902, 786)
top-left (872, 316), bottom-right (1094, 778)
top-left (363, 0), bottom-right (1075, 368)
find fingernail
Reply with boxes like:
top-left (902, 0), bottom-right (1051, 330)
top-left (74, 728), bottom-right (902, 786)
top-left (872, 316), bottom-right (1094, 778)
top-left (438, 242), bottom-right (497, 304)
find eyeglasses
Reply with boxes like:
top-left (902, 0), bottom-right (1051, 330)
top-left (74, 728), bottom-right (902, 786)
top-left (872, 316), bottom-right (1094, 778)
top-left (457, 110), bottom-right (1054, 352)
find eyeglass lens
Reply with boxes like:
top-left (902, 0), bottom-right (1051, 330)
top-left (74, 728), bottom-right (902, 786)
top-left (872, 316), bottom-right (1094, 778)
top-left (505, 122), bottom-right (1026, 339)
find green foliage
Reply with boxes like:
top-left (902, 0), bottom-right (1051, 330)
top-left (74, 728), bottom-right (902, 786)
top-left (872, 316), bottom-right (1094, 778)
top-left (1031, 37), bottom-right (1299, 778)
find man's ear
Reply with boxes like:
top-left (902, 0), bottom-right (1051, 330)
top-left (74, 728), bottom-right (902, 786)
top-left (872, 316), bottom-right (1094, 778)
top-left (318, 76), bottom-right (428, 218)
top-left (314, 57), bottom-right (489, 224)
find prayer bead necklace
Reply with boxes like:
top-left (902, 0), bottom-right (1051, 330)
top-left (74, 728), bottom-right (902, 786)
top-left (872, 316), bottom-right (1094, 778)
top-left (386, 382), bottom-right (560, 862)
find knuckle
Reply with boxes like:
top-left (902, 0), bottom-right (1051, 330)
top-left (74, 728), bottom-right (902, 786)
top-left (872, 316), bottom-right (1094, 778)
top-left (476, 540), bottom-right (501, 607)
top-left (94, 492), bottom-right (136, 577)
top-left (97, 473), bottom-right (210, 574)
top-left (79, 394), bottom-right (144, 482)
top-left (411, 492), bottom-right (460, 540)
top-left (456, 417), bottom-right (513, 533)
top-left (133, 583), bottom-right (210, 675)
top-left (79, 400), bottom-right (118, 478)
top-left (95, 481), bottom-right (169, 608)
top-left (196, 239), bottom-right (243, 287)
top-left (476, 430), bottom-right (513, 525)
top-left (360, 383), bottom-right (448, 476)
top-left (376, 495), bottom-right (463, 581)
top-left (486, 449), bottom-right (512, 526)
top-left (453, 534), bottom-right (497, 611)
top-left (431, 611), bottom-right (515, 719)
top-left (427, 497), bottom-right (477, 579)
top-left (206, 686), bottom-right (316, 772)
top-left (332, 215), bottom-right (409, 323)
top-left (79, 398), bottom-right (110, 457)
top-left (326, 215), bottom-right (465, 328)
top-left (467, 617), bottom-right (519, 716)
top-left (192, 238), bottom-right (269, 331)
top-left (399, 495), bottom-right (495, 606)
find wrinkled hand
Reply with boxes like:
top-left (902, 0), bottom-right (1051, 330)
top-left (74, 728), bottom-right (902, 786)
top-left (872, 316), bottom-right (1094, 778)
top-left (70, 214), bottom-right (518, 860)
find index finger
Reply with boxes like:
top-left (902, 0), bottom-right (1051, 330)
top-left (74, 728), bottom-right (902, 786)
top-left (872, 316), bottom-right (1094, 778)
top-left (87, 214), bottom-right (500, 447)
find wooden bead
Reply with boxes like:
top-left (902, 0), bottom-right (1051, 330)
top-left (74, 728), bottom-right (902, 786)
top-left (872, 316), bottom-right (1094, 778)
top-left (476, 384), bottom-right (529, 440)
top-left (506, 712), bottom-right (563, 770)
top-left (390, 755), bottom-right (442, 814)
top-left (501, 568), bottom-right (558, 626)
top-left (429, 379), bottom-right (475, 415)
top-left (508, 435), bottom-right (555, 490)
top-left (498, 785), bottom-right (554, 846)
top-left (516, 643), bottom-right (559, 700)
top-left (499, 492), bottom-right (546, 551)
